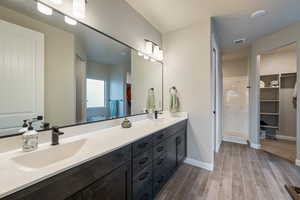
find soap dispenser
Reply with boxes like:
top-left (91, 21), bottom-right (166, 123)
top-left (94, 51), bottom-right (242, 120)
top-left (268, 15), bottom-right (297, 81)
top-left (22, 121), bottom-right (39, 152)
top-left (18, 120), bottom-right (28, 135)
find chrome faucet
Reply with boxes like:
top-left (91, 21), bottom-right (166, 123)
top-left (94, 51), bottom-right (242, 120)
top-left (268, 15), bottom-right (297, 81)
top-left (51, 126), bottom-right (64, 145)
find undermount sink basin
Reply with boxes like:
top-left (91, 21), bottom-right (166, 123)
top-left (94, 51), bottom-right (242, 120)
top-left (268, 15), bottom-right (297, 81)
top-left (12, 139), bottom-right (86, 169)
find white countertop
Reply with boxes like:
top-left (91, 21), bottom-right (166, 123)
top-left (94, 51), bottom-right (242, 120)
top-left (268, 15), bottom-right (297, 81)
top-left (0, 113), bottom-right (187, 198)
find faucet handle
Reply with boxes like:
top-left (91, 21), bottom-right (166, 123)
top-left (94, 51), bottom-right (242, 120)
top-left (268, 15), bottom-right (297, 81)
top-left (52, 126), bottom-right (64, 135)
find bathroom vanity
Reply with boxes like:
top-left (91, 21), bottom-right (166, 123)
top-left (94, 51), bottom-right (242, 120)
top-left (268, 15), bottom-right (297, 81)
top-left (0, 116), bottom-right (187, 200)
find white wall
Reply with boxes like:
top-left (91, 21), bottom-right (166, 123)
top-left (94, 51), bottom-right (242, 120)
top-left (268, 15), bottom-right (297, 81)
top-left (223, 58), bottom-right (249, 77)
top-left (131, 51), bottom-right (163, 114)
top-left (0, 5), bottom-right (76, 127)
top-left (250, 22), bottom-right (300, 163)
top-left (260, 50), bottom-right (297, 75)
top-left (163, 19), bottom-right (213, 168)
top-left (41, 0), bottom-right (161, 52)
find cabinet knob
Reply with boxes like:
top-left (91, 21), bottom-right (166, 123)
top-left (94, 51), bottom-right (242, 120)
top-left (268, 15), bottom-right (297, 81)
top-left (138, 142), bottom-right (148, 149)
top-left (138, 171), bottom-right (149, 181)
top-left (139, 157), bottom-right (149, 165)
top-left (156, 146), bottom-right (164, 152)
top-left (157, 157), bottom-right (165, 165)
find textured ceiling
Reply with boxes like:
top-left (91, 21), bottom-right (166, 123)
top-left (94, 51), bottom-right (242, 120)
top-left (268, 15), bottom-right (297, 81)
top-left (125, 0), bottom-right (300, 51)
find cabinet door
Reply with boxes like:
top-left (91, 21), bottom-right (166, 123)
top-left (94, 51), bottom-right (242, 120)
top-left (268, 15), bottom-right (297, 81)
top-left (82, 163), bottom-right (131, 200)
top-left (176, 131), bottom-right (186, 166)
top-left (165, 135), bottom-right (177, 176)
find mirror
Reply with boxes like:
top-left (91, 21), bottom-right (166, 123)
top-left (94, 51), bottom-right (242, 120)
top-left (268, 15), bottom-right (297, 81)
top-left (0, 0), bottom-right (163, 137)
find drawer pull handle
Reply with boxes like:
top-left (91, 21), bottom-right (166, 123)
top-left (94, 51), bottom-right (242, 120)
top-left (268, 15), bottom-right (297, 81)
top-left (138, 142), bottom-right (148, 149)
top-left (157, 158), bottom-right (165, 165)
top-left (156, 146), bottom-right (164, 152)
top-left (139, 157), bottom-right (149, 165)
top-left (139, 171), bottom-right (149, 181)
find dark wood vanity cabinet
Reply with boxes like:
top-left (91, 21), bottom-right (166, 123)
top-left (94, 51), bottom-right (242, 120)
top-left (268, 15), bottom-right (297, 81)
top-left (81, 163), bottom-right (131, 200)
top-left (2, 120), bottom-right (187, 200)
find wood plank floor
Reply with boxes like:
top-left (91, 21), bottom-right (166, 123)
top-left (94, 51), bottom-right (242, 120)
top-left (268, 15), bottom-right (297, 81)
top-left (155, 142), bottom-right (300, 200)
top-left (261, 139), bottom-right (296, 162)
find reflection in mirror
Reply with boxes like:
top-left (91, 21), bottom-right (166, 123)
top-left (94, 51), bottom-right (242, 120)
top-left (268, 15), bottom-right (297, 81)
top-left (0, 0), bottom-right (163, 137)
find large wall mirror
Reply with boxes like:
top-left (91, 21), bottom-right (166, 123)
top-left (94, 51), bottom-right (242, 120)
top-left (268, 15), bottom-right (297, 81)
top-left (0, 0), bottom-right (163, 137)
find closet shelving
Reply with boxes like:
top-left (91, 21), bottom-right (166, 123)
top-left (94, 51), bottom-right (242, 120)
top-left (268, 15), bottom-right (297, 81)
top-left (260, 73), bottom-right (296, 139)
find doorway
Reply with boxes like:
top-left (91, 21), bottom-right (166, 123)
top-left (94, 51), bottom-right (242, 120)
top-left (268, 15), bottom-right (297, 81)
top-left (258, 43), bottom-right (297, 162)
top-left (222, 48), bottom-right (250, 145)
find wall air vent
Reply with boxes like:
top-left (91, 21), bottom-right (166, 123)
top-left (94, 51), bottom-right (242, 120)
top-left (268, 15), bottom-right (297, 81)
top-left (233, 38), bottom-right (246, 45)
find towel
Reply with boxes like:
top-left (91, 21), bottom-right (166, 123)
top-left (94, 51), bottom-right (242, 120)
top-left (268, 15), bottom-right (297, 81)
top-left (110, 100), bottom-right (119, 118)
top-left (169, 89), bottom-right (179, 113)
top-left (146, 89), bottom-right (156, 112)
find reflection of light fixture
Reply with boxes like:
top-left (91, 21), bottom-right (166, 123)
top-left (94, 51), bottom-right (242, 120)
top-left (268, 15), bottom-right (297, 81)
top-left (73, 0), bottom-right (86, 19)
top-left (37, 3), bottom-right (53, 15)
top-left (145, 41), bottom-right (153, 54)
top-left (64, 16), bottom-right (77, 25)
top-left (50, 0), bottom-right (62, 4)
top-left (138, 52), bottom-right (143, 56)
top-left (150, 58), bottom-right (156, 62)
top-left (144, 55), bottom-right (149, 60)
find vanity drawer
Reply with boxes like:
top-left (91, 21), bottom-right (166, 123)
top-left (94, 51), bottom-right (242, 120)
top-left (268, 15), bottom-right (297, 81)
top-left (133, 135), bottom-right (153, 157)
top-left (176, 131), bottom-right (186, 165)
top-left (153, 153), bottom-right (167, 170)
top-left (153, 140), bottom-right (167, 159)
top-left (168, 120), bottom-right (187, 135)
top-left (133, 165), bottom-right (153, 200)
top-left (2, 145), bottom-right (131, 200)
top-left (153, 129), bottom-right (169, 145)
top-left (133, 149), bottom-right (153, 177)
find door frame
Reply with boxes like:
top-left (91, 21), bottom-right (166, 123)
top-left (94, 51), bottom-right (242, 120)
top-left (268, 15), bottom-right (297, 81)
top-left (212, 48), bottom-right (222, 153)
top-left (250, 41), bottom-right (299, 166)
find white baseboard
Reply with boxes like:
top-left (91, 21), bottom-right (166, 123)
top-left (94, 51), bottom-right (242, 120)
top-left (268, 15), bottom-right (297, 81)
top-left (275, 135), bottom-right (296, 141)
top-left (250, 142), bottom-right (261, 149)
top-left (184, 158), bottom-right (213, 171)
top-left (296, 159), bottom-right (300, 167)
top-left (222, 135), bottom-right (247, 145)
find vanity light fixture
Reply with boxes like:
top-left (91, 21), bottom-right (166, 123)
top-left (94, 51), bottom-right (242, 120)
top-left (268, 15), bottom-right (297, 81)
top-left (153, 45), bottom-right (160, 58)
top-left (143, 40), bottom-right (163, 61)
top-left (73, 0), bottom-right (86, 19)
top-left (49, 0), bottom-right (63, 4)
top-left (37, 2), bottom-right (53, 15)
top-left (145, 40), bottom-right (153, 55)
top-left (64, 16), bottom-right (77, 25)
top-left (138, 52), bottom-right (144, 56)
